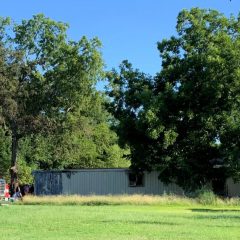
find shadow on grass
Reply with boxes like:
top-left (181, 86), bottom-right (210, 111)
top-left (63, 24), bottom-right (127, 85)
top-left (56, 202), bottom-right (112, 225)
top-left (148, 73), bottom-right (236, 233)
top-left (101, 220), bottom-right (180, 226)
top-left (190, 209), bottom-right (240, 213)
top-left (188, 209), bottom-right (240, 220)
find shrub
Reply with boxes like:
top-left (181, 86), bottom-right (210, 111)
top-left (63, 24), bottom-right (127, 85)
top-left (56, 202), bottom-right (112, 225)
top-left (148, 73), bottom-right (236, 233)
top-left (195, 187), bottom-right (217, 205)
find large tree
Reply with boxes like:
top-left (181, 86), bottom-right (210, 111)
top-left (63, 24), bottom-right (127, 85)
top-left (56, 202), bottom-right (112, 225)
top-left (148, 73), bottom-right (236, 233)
top-left (106, 60), bottom-right (154, 170)
top-left (108, 8), bottom-right (240, 191)
top-left (0, 15), bottom-right (104, 188)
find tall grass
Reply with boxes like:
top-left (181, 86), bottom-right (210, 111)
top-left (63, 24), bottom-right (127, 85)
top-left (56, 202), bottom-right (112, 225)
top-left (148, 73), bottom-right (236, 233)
top-left (18, 194), bottom-right (240, 207)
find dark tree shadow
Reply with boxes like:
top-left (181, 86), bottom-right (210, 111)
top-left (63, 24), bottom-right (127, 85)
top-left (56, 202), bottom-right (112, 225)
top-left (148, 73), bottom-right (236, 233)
top-left (101, 220), bottom-right (180, 226)
top-left (190, 209), bottom-right (240, 213)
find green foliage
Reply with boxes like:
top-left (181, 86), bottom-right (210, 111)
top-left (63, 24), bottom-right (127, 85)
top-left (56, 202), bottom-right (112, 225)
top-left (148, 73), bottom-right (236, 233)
top-left (0, 14), bottom-right (128, 183)
top-left (0, 128), bottom-right (10, 181)
top-left (19, 93), bottom-right (130, 171)
top-left (17, 138), bottom-right (37, 184)
top-left (0, 14), bottom-right (104, 135)
top-left (195, 187), bottom-right (218, 205)
top-left (107, 8), bottom-right (240, 191)
top-left (155, 8), bottom-right (240, 189)
top-left (17, 157), bottom-right (35, 185)
top-left (106, 60), bottom-right (154, 170)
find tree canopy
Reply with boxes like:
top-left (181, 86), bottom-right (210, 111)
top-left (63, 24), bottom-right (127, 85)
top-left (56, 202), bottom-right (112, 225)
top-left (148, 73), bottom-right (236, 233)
top-left (0, 14), bottom-right (128, 185)
top-left (107, 8), bottom-right (240, 191)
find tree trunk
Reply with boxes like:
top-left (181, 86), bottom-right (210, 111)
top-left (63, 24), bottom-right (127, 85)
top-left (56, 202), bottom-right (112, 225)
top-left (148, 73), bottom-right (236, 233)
top-left (10, 130), bottom-right (18, 194)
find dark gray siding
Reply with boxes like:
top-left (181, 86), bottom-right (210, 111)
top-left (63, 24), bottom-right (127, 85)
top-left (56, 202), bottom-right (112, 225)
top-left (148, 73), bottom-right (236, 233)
top-left (34, 171), bottom-right (62, 195)
top-left (226, 178), bottom-right (240, 197)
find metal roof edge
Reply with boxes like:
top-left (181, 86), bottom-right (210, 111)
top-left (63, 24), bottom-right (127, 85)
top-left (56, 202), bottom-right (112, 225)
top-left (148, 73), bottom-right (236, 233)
top-left (32, 168), bottom-right (130, 174)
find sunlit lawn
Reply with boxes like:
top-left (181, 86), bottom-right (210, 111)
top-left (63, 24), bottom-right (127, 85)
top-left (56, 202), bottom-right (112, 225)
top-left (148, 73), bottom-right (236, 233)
top-left (0, 204), bottom-right (240, 240)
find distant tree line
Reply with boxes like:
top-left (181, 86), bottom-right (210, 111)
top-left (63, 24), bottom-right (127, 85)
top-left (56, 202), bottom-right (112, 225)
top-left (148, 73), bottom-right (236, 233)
top-left (0, 8), bottom-right (240, 193)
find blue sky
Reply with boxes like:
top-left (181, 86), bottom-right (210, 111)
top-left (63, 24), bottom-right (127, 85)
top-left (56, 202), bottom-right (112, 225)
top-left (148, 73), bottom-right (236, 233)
top-left (0, 0), bottom-right (239, 76)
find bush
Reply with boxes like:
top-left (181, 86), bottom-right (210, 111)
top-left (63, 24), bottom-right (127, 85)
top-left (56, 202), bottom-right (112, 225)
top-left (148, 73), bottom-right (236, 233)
top-left (195, 187), bottom-right (217, 205)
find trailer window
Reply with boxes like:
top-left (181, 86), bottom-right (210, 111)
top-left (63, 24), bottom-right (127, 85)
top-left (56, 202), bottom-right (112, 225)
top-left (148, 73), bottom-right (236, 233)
top-left (128, 173), bottom-right (144, 187)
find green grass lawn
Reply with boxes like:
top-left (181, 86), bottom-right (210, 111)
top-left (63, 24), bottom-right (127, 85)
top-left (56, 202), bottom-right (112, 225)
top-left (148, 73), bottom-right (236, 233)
top-left (0, 204), bottom-right (240, 240)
